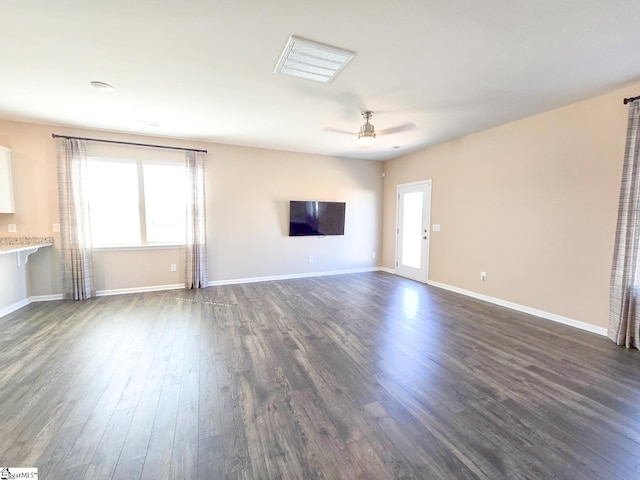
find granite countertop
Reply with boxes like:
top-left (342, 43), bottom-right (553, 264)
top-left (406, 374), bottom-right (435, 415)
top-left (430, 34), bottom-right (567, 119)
top-left (0, 236), bottom-right (54, 254)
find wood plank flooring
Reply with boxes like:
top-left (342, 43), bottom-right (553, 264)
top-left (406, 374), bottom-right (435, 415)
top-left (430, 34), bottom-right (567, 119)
top-left (1, 272), bottom-right (639, 479)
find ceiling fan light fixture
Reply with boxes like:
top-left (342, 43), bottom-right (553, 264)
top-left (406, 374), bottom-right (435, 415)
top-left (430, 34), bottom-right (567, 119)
top-left (358, 131), bottom-right (376, 146)
top-left (357, 111), bottom-right (376, 146)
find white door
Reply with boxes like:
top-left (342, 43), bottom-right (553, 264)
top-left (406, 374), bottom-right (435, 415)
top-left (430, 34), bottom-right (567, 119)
top-left (396, 181), bottom-right (431, 282)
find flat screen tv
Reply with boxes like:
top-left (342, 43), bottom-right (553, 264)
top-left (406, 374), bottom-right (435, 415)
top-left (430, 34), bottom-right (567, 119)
top-left (289, 201), bottom-right (346, 236)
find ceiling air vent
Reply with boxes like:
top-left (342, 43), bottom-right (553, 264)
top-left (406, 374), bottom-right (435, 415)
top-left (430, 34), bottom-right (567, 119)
top-left (274, 36), bottom-right (356, 83)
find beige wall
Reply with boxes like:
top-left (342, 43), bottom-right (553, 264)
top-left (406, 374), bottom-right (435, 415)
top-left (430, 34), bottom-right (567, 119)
top-left (93, 248), bottom-right (185, 292)
top-left (382, 83), bottom-right (639, 329)
top-left (0, 120), bottom-right (383, 308)
top-left (208, 144), bottom-right (382, 280)
top-left (0, 122), bottom-right (61, 307)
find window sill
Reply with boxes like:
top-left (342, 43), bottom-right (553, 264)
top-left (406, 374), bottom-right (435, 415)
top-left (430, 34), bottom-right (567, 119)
top-left (93, 244), bottom-right (186, 252)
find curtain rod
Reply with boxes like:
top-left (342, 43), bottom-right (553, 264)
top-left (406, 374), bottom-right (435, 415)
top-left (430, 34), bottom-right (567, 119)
top-left (51, 134), bottom-right (207, 153)
top-left (623, 95), bottom-right (640, 105)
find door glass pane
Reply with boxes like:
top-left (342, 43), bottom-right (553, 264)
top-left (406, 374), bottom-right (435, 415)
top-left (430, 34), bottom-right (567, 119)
top-left (401, 191), bottom-right (423, 268)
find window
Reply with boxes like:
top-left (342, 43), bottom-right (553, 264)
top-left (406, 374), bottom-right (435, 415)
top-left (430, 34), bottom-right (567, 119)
top-left (87, 157), bottom-right (186, 246)
top-left (143, 162), bottom-right (187, 244)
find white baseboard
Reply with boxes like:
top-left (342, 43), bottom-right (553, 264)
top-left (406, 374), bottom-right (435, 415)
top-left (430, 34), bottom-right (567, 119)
top-left (427, 280), bottom-right (608, 337)
top-left (0, 298), bottom-right (30, 318)
top-left (30, 294), bottom-right (63, 302)
top-left (1, 273), bottom-right (609, 338)
top-left (1, 284), bottom-right (187, 317)
top-left (208, 267), bottom-right (381, 287)
top-left (96, 283), bottom-right (184, 297)
top-left (0, 294), bottom-right (65, 319)
top-left (2, 269), bottom-right (385, 314)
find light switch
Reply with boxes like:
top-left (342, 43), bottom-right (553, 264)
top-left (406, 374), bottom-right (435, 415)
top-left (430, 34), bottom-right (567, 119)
top-left (432, 224), bottom-right (441, 232)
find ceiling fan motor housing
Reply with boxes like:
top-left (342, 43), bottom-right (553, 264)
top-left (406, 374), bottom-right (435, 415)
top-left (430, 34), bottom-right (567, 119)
top-left (359, 122), bottom-right (376, 137)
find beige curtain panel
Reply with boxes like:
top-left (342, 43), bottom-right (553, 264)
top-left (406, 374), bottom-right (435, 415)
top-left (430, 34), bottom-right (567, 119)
top-left (609, 101), bottom-right (640, 349)
top-left (185, 151), bottom-right (208, 289)
top-left (56, 138), bottom-right (96, 300)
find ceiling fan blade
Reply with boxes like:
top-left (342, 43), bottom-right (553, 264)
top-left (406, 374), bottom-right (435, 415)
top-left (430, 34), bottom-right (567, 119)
top-left (377, 122), bottom-right (417, 136)
top-left (323, 127), bottom-right (356, 136)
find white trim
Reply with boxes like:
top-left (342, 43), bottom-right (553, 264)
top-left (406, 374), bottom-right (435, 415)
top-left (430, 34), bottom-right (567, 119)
top-left (1, 273), bottom-right (608, 339)
top-left (96, 283), bottom-right (184, 297)
top-left (396, 180), bottom-right (432, 188)
top-left (1, 270), bottom-right (384, 316)
top-left (30, 294), bottom-right (63, 302)
top-left (93, 244), bottom-right (185, 251)
top-left (0, 294), bottom-right (64, 319)
top-left (208, 267), bottom-right (381, 286)
top-left (0, 298), bottom-right (30, 318)
top-left (427, 280), bottom-right (608, 336)
top-left (1, 283), bottom-right (187, 317)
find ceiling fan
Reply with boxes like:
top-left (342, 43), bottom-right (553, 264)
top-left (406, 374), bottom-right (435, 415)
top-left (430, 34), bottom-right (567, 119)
top-left (325, 111), bottom-right (416, 147)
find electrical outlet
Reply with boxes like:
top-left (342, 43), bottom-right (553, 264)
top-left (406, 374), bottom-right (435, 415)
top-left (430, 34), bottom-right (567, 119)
top-left (308, 256), bottom-right (314, 263)
top-left (170, 264), bottom-right (177, 272)
top-left (8, 224), bottom-right (16, 233)
top-left (52, 223), bottom-right (60, 233)
top-left (480, 271), bottom-right (487, 281)
top-left (372, 252), bottom-right (376, 258)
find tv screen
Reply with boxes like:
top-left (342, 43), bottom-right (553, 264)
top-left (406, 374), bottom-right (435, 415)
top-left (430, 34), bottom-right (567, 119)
top-left (289, 201), bottom-right (346, 236)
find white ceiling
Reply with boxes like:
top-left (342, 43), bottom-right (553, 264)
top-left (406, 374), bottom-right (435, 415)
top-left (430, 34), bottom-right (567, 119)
top-left (2, 0), bottom-right (640, 161)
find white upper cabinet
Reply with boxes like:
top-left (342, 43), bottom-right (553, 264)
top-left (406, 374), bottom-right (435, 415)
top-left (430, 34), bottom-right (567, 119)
top-left (0, 146), bottom-right (15, 214)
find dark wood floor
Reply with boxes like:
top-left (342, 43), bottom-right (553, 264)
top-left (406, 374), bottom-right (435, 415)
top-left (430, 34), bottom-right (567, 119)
top-left (1, 272), bottom-right (639, 479)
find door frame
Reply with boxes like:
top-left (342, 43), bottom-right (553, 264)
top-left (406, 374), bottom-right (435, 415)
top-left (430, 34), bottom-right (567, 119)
top-left (395, 180), bottom-right (432, 283)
